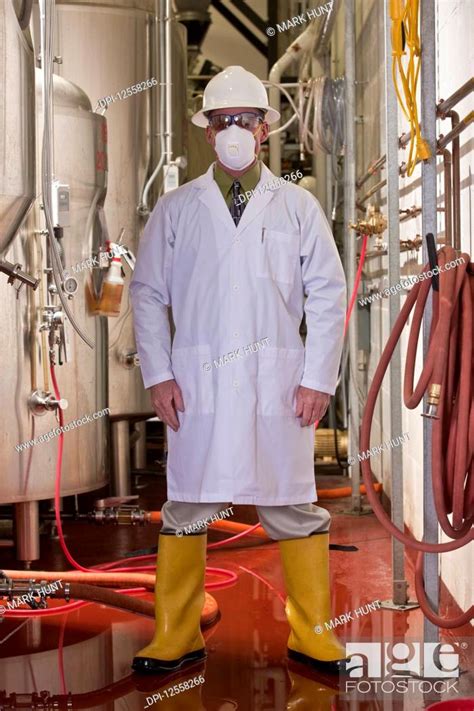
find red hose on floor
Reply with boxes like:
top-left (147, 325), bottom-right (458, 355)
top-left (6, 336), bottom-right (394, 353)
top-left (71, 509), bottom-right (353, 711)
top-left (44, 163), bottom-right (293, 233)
top-left (360, 246), bottom-right (473, 627)
top-left (4, 238), bottom-right (369, 619)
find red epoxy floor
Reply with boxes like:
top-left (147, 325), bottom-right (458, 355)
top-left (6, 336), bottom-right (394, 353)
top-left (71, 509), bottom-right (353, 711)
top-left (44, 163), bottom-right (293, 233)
top-left (0, 472), bottom-right (472, 710)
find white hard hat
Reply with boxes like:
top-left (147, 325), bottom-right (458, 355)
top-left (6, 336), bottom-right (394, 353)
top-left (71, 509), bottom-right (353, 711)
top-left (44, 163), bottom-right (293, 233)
top-left (191, 65), bottom-right (281, 127)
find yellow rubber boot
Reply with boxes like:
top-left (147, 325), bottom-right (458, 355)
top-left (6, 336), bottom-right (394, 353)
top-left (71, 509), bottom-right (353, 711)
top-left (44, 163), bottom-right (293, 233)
top-left (278, 533), bottom-right (350, 673)
top-left (287, 667), bottom-right (339, 710)
top-left (132, 532), bottom-right (207, 674)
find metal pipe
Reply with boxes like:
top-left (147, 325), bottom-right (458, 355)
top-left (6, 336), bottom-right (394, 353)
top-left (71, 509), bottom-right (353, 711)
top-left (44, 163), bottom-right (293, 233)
top-left (313, 0), bottom-right (339, 55)
top-left (399, 206), bottom-right (422, 222)
top-left (14, 501), bottom-right (40, 565)
top-left (356, 132), bottom-right (411, 188)
top-left (139, 0), bottom-right (166, 212)
top-left (111, 420), bottom-right (131, 497)
top-left (0, 260), bottom-right (39, 289)
top-left (440, 148), bottom-right (453, 247)
top-left (448, 111), bottom-right (461, 250)
top-left (383, 0), bottom-right (408, 607)
top-left (268, 22), bottom-right (318, 174)
top-left (436, 77), bottom-right (474, 116)
top-left (420, 0), bottom-right (439, 645)
top-left (344, 0), bottom-right (360, 513)
top-left (355, 104), bottom-right (471, 194)
top-left (437, 111), bottom-right (474, 149)
top-left (356, 154), bottom-right (388, 189)
top-left (267, 1), bottom-right (339, 173)
top-left (358, 178), bottom-right (387, 205)
top-left (133, 421), bottom-right (147, 469)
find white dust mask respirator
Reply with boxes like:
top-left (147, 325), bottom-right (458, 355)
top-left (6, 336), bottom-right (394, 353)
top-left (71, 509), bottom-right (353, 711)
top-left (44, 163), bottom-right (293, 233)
top-left (214, 124), bottom-right (257, 171)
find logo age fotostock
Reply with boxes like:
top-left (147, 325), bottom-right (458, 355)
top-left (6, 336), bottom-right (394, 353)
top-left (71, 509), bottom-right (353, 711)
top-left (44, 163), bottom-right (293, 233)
top-left (343, 642), bottom-right (462, 700)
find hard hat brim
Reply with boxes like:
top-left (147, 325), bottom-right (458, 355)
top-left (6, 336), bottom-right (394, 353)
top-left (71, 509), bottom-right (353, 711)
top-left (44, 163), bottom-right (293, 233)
top-left (191, 105), bottom-right (281, 127)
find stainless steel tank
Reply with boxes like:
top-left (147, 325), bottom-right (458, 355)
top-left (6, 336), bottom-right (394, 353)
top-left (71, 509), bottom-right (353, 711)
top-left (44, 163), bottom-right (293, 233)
top-left (0, 0), bottom-right (35, 256)
top-left (39, 0), bottom-right (188, 419)
top-left (0, 72), bottom-right (108, 528)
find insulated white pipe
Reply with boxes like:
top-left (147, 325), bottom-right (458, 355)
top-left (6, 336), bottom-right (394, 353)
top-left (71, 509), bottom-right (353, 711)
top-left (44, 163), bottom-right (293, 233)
top-left (268, 22), bottom-right (318, 175)
top-left (267, 0), bottom-right (339, 174)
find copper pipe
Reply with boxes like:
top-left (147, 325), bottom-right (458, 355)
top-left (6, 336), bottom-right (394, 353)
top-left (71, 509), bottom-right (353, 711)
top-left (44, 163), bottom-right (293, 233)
top-left (356, 132), bottom-right (412, 189)
top-left (437, 111), bottom-right (474, 150)
top-left (399, 206), bottom-right (422, 222)
top-left (439, 148), bottom-right (453, 246)
top-left (359, 178), bottom-right (387, 205)
top-left (356, 77), bottom-right (473, 192)
top-left (447, 111), bottom-right (461, 250)
top-left (356, 154), bottom-right (387, 189)
top-left (437, 77), bottom-right (474, 116)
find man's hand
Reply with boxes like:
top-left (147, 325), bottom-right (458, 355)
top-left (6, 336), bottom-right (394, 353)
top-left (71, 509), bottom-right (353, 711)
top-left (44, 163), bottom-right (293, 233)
top-left (295, 386), bottom-right (331, 427)
top-left (149, 379), bottom-right (184, 432)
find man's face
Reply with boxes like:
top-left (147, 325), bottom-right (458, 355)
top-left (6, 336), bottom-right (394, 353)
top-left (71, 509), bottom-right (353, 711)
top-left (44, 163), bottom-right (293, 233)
top-left (205, 107), bottom-right (269, 155)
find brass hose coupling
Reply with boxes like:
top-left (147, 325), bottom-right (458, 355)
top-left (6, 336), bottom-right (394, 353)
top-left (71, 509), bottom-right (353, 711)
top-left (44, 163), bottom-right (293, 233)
top-left (421, 383), bottom-right (441, 419)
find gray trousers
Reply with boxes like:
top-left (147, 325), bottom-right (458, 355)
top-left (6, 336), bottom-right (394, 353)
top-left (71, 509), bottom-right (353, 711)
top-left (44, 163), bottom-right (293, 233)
top-left (161, 500), bottom-right (331, 540)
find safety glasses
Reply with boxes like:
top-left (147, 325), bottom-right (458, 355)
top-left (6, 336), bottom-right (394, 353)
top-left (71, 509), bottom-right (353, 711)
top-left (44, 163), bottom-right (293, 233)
top-left (207, 111), bottom-right (264, 132)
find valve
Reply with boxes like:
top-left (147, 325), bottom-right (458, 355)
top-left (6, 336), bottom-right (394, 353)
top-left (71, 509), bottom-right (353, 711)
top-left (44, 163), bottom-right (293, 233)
top-left (0, 259), bottom-right (39, 291)
top-left (89, 496), bottom-right (151, 525)
top-left (27, 390), bottom-right (68, 417)
top-left (349, 204), bottom-right (387, 238)
top-left (119, 350), bottom-right (140, 369)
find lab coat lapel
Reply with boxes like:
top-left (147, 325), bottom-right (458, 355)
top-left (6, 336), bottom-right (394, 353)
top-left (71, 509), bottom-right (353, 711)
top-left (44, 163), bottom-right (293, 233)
top-left (195, 162), bottom-right (282, 237)
top-left (196, 163), bottom-right (236, 234)
top-left (235, 163), bottom-right (279, 235)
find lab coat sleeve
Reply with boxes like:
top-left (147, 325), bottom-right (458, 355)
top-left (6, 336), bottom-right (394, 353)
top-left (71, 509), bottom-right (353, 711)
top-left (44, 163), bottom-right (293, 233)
top-left (300, 197), bottom-right (346, 395)
top-left (129, 198), bottom-right (175, 389)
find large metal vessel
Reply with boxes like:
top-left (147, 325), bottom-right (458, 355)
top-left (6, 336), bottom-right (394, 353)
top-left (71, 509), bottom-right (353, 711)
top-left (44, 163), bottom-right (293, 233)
top-left (37, 0), bottom-right (188, 419)
top-left (0, 70), bottom-right (108, 559)
top-left (0, 0), bottom-right (35, 256)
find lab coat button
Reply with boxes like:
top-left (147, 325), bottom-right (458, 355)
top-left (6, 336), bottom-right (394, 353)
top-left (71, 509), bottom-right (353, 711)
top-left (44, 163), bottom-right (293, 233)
top-left (233, 284), bottom-right (239, 291)
top-left (233, 331), bottom-right (239, 338)
top-left (233, 380), bottom-right (239, 388)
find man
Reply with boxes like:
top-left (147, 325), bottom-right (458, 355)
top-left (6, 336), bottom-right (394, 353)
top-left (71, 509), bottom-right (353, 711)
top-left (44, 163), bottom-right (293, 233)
top-left (129, 65), bottom-right (348, 675)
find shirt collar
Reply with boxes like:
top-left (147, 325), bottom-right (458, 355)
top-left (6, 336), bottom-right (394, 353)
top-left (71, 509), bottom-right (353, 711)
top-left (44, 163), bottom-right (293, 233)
top-left (214, 159), bottom-right (262, 197)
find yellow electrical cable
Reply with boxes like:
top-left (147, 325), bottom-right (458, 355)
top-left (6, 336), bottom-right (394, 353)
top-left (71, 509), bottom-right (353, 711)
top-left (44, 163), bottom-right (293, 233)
top-left (390, 0), bottom-right (431, 177)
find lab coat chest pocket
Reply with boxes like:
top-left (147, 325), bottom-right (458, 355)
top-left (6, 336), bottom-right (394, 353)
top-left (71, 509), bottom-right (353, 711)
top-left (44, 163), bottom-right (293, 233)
top-left (256, 229), bottom-right (299, 285)
top-left (171, 345), bottom-right (214, 415)
top-left (257, 347), bottom-right (305, 416)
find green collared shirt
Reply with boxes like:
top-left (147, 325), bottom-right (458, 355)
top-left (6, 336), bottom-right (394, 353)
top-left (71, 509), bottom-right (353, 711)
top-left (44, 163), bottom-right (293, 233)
top-left (213, 160), bottom-right (262, 207)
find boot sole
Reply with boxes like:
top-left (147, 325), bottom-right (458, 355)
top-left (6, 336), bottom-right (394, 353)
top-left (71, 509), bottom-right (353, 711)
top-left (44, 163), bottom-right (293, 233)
top-left (131, 648), bottom-right (206, 675)
top-left (288, 648), bottom-right (350, 675)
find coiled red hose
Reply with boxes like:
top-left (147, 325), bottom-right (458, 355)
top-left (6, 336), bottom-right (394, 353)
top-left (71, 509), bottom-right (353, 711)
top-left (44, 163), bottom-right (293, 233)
top-left (360, 245), bottom-right (473, 627)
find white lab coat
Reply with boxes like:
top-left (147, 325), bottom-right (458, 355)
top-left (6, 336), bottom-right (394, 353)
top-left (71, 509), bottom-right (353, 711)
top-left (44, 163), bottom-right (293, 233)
top-left (130, 162), bottom-right (346, 505)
